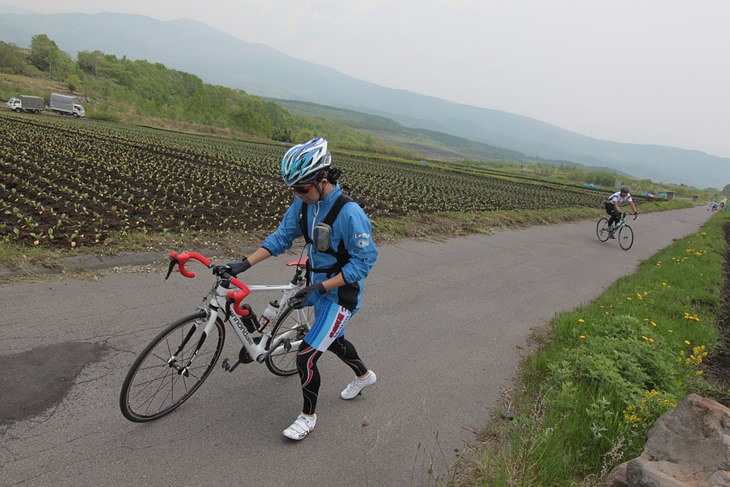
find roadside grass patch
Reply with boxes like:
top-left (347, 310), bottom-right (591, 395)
top-left (455, 212), bottom-right (726, 486)
top-left (1, 200), bottom-right (690, 272)
top-left (370, 200), bottom-right (689, 243)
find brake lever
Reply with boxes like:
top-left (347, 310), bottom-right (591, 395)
top-left (165, 258), bottom-right (177, 280)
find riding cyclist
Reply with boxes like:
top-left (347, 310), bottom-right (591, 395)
top-left (215, 137), bottom-right (378, 440)
top-left (605, 185), bottom-right (638, 238)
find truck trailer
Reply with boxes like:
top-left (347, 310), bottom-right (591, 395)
top-left (6, 95), bottom-right (45, 113)
top-left (49, 93), bottom-right (85, 117)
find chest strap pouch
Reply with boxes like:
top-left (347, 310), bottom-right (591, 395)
top-left (313, 222), bottom-right (332, 252)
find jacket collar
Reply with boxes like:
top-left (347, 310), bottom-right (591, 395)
top-left (316, 184), bottom-right (341, 208)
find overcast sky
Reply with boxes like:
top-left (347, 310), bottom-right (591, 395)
top-left (4, 0), bottom-right (730, 158)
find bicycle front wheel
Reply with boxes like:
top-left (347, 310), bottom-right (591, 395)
top-left (618, 224), bottom-right (634, 250)
top-left (265, 304), bottom-right (313, 376)
top-left (596, 218), bottom-right (610, 242)
top-left (119, 311), bottom-right (225, 422)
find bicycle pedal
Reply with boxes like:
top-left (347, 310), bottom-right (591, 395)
top-left (221, 358), bottom-right (241, 372)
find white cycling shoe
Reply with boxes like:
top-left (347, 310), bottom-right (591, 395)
top-left (283, 413), bottom-right (317, 441)
top-left (340, 370), bottom-right (377, 400)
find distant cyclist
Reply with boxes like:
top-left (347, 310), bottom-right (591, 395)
top-left (604, 185), bottom-right (638, 238)
top-left (215, 137), bottom-right (378, 440)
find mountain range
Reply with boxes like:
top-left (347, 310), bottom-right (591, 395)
top-left (0, 10), bottom-right (726, 189)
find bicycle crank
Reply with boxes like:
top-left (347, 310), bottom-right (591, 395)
top-left (221, 338), bottom-right (260, 372)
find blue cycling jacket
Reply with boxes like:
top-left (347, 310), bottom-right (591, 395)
top-left (262, 185), bottom-right (378, 312)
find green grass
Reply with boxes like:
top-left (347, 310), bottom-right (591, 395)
top-left (371, 200), bottom-right (690, 241)
top-left (455, 211), bottom-right (727, 486)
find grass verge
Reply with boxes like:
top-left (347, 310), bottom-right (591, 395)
top-left (452, 211), bottom-right (728, 486)
top-left (0, 201), bottom-right (691, 272)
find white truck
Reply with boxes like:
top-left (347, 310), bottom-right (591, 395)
top-left (49, 93), bottom-right (85, 117)
top-left (6, 95), bottom-right (45, 113)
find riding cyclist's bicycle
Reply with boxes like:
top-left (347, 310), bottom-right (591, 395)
top-left (119, 251), bottom-right (312, 422)
top-left (596, 212), bottom-right (637, 250)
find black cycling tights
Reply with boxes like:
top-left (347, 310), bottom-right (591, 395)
top-left (296, 337), bottom-right (369, 415)
top-left (605, 203), bottom-right (621, 226)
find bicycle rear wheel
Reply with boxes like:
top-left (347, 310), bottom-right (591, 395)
top-left (265, 304), bottom-right (313, 376)
top-left (119, 311), bottom-right (225, 422)
top-left (618, 224), bottom-right (634, 250)
top-left (596, 218), bottom-right (610, 242)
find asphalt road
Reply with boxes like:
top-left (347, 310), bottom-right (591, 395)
top-left (0, 206), bottom-right (713, 486)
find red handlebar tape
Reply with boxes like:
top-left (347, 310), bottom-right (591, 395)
top-left (169, 251), bottom-right (212, 278)
top-left (169, 252), bottom-right (251, 316)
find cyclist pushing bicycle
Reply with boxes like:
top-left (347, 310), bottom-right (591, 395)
top-left (604, 185), bottom-right (638, 238)
top-left (215, 137), bottom-right (378, 440)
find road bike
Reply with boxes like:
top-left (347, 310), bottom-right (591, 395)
top-left (596, 212), bottom-right (637, 250)
top-left (119, 251), bottom-right (312, 422)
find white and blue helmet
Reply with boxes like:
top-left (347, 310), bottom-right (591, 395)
top-left (281, 137), bottom-right (332, 186)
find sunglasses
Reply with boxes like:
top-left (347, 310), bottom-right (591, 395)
top-left (289, 184), bottom-right (315, 194)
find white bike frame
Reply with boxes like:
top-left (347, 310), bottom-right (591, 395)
top-left (205, 281), bottom-right (306, 363)
top-left (163, 252), bottom-right (312, 375)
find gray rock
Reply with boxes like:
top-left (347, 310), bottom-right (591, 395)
top-left (606, 394), bottom-right (730, 486)
top-left (605, 462), bottom-right (628, 487)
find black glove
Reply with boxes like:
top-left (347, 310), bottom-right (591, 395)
top-left (212, 258), bottom-right (251, 277)
top-left (290, 282), bottom-right (326, 308)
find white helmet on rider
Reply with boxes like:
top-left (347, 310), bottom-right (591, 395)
top-left (281, 137), bottom-right (332, 186)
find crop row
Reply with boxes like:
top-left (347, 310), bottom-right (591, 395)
top-left (0, 113), bottom-right (605, 247)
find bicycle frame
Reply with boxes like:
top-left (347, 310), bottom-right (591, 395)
top-left (615, 212), bottom-right (637, 228)
top-left (207, 281), bottom-right (303, 363)
top-left (165, 252), bottom-right (307, 375)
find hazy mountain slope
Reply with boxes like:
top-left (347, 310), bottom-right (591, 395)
top-left (270, 98), bottom-right (532, 162)
top-left (1, 12), bottom-right (727, 188)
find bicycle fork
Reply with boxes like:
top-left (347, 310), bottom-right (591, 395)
top-left (168, 310), bottom-right (217, 377)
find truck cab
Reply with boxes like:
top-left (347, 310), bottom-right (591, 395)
top-left (6, 97), bottom-right (21, 112)
top-left (72, 104), bottom-right (85, 117)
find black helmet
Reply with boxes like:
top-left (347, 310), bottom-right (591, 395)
top-left (620, 185), bottom-right (630, 193)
